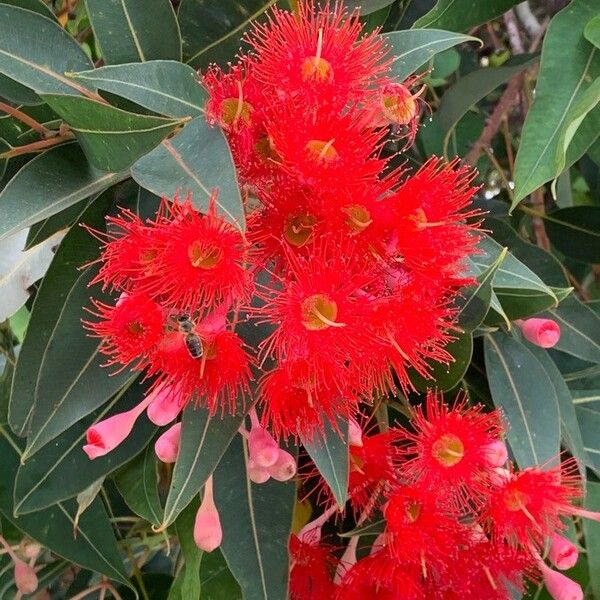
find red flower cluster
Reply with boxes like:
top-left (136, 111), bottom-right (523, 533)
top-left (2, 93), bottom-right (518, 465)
top-left (292, 392), bottom-right (591, 600)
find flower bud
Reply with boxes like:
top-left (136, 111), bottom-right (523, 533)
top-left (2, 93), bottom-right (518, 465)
top-left (146, 384), bottom-right (184, 426)
top-left (539, 560), bottom-right (583, 600)
top-left (517, 318), bottom-right (561, 348)
top-left (193, 477), bottom-right (222, 552)
top-left (247, 458), bottom-right (271, 484)
top-left (154, 422), bottom-right (181, 463)
top-left (22, 541), bottom-right (41, 560)
top-left (348, 418), bottom-right (363, 447)
top-left (549, 532), bottom-right (579, 570)
top-left (248, 426), bottom-right (280, 468)
top-left (482, 440), bottom-right (508, 468)
top-left (14, 559), bottom-right (38, 594)
top-left (268, 449), bottom-right (297, 482)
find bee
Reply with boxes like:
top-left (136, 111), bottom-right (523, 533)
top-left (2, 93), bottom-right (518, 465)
top-left (171, 313), bottom-right (204, 359)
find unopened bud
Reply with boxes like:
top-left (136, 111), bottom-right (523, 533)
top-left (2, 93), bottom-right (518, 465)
top-left (482, 440), bottom-right (508, 468)
top-left (14, 560), bottom-right (38, 594)
top-left (247, 458), bottom-right (271, 484)
top-left (517, 318), bottom-right (561, 348)
top-left (268, 449), bottom-right (297, 482)
top-left (549, 532), bottom-right (579, 571)
top-left (154, 422), bottom-right (181, 463)
top-left (248, 426), bottom-right (279, 468)
top-left (146, 384), bottom-right (184, 426)
top-left (193, 477), bottom-right (222, 552)
top-left (348, 418), bottom-right (363, 447)
top-left (538, 560), bottom-right (582, 600)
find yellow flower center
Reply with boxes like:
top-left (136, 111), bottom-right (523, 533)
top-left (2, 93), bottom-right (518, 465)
top-left (188, 241), bottom-right (222, 269)
top-left (432, 434), bottom-right (465, 467)
top-left (284, 213), bottom-right (318, 247)
top-left (382, 87), bottom-right (418, 125)
top-left (301, 56), bottom-right (333, 82)
top-left (127, 321), bottom-right (145, 335)
top-left (343, 204), bottom-right (373, 233)
top-left (220, 97), bottom-right (253, 127)
top-left (305, 139), bottom-right (338, 163)
top-left (301, 294), bottom-right (345, 330)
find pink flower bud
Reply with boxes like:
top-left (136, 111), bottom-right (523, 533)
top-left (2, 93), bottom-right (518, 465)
top-left (146, 384), bottom-right (184, 426)
top-left (348, 418), bottom-right (363, 447)
top-left (22, 542), bottom-right (41, 560)
top-left (248, 426), bottom-right (280, 468)
top-left (518, 318), bottom-right (561, 348)
top-left (83, 395), bottom-right (153, 459)
top-left (154, 422), bottom-right (182, 463)
top-left (193, 477), bottom-right (222, 552)
top-left (539, 560), bottom-right (583, 600)
top-left (14, 560), bottom-right (38, 594)
top-left (549, 533), bottom-right (579, 570)
top-left (247, 458), bottom-right (271, 484)
top-left (268, 449), bottom-right (297, 482)
top-left (482, 440), bottom-right (508, 468)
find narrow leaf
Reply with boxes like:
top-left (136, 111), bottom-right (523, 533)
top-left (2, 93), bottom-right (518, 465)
top-left (544, 206), bottom-right (600, 264)
top-left (484, 332), bottom-right (560, 467)
top-left (174, 499), bottom-right (202, 600)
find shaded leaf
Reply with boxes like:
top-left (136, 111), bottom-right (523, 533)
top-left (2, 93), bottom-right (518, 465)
top-left (383, 29), bottom-right (479, 82)
top-left (582, 481), bottom-right (600, 597)
top-left (343, 0), bottom-right (395, 15)
top-left (42, 94), bottom-right (188, 172)
top-left (0, 143), bottom-right (127, 241)
top-left (68, 61), bottom-right (207, 119)
top-left (199, 549), bottom-right (241, 600)
top-left (173, 498), bottom-right (202, 600)
top-left (544, 207), bottom-right (600, 264)
top-left (159, 397), bottom-right (247, 530)
top-left (214, 435), bottom-right (295, 600)
top-left (0, 0), bottom-right (56, 19)
top-left (512, 0), bottom-right (600, 206)
top-left (484, 332), bottom-right (560, 467)
top-left (131, 117), bottom-right (244, 229)
top-left (584, 15), bottom-right (600, 49)
top-left (0, 73), bottom-right (40, 105)
top-left (0, 4), bottom-right (93, 96)
top-left (86, 0), bottom-right (181, 64)
top-left (576, 407), bottom-right (600, 474)
top-left (301, 418), bottom-right (349, 508)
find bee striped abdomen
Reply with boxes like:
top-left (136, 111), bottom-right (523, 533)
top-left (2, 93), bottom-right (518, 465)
top-left (185, 334), bottom-right (203, 359)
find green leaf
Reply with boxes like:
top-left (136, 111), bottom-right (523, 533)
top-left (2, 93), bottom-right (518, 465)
top-left (173, 498), bottom-right (202, 600)
top-left (199, 549), bottom-right (242, 600)
top-left (214, 435), bottom-right (295, 600)
top-left (512, 0), bottom-right (600, 207)
top-left (383, 29), bottom-right (479, 82)
top-left (159, 398), bottom-right (247, 530)
top-left (434, 55), bottom-right (537, 156)
top-left (0, 73), bottom-right (40, 105)
top-left (576, 406), bottom-right (600, 474)
top-left (584, 15), bottom-right (600, 49)
top-left (0, 4), bottom-right (93, 96)
top-left (582, 481), bottom-right (600, 598)
top-left (131, 117), bottom-right (244, 229)
top-left (86, 0), bottom-right (181, 64)
top-left (542, 296), bottom-right (600, 364)
top-left (301, 418), bottom-right (349, 508)
top-left (343, 0), bottom-right (395, 15)
top-left (411, 331), bottom-right (473, 392)
top-left (11, 195), bottom-right (132, 456)
top-left (178, 0), bottom-right (275, 70)
top-left (572, 389), bottom-right (600, 410)
top-left (523, 342), bottom-right (587, 480)
top-left (0, 0), bottom-right (56, 19)
top-left (413, 0), bottom-right (521, 31)
top-left (543, 207), bottom-right (600, 264)
top-left (0, 427), bottom-right (130, 586)
top-left (114, 443), bottom-right (162, 525)
top-left (14, 380), bottom-right (156, 514)
top-left (41, 94), bottom-right (188, 172)
top-left (68, 61), bottom-right (207, 119)
top-left (0, 143), bottom-right (126, 241)
top-left (484, 332), bottom-right (560, 467)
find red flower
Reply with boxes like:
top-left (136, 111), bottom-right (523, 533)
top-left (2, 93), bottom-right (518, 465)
top-left (396, 391), bottom-right (505, 508)
top-left (289, 534), bottom-right (337, 600)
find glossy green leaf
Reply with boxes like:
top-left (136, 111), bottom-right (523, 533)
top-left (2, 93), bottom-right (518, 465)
top-left (214, 435), bottom-right (295, 600)
top-left (200, 550), bottom-right (242, 600)
top-left (41, 94), bottom-right (188, 172)
top-left (179, 0), bottom-right (275, 70)
top-left (383, 29), bottom-right (478, 82)
top-left (0, 4), bottom-right (93, 96)
top-left (0, 73), bottom-right (40, 105)
top-left (544, 207), bottom-right (600, 264)
top-left (434, 55), bottom-right (537, 156)
top-left (131, 117), bottom-right (244, 229)
top-left (583, 481), bottom-right (600, 597)
top-left (542, 296), bottom-right (600, 364)
top-left (173, 498), bottom-right (202, 600)
top-left (584, 15), bottom-right (600, 49)
top-left (68, 61), bottom-right (207, 119)
top-left (343, 0), bottom-right (395, 15)
top-left (10, 195), bottom-right (132, 455)
top-left (14, 380), bottom-right (156, 514)
top-left (301, 418), bottom-right (349, 508)
top-left (576, 407), bottom-right (600, 474)
top-left (159, 398), bottom-right (247, 530)
top-left (0, 428), bottom-right (130, 586)
top-left (0, 143), bottom-right (126, 241)
top-left (413, 0), bottom-right (521, 31)
top-left (512, 0), bottom-right (600, 207)
top-left (86, 0), bottom-right (181, 64)
top-left (0, 0), bottom-right (56, 19)
top-left (484, 332), bottom-right (560, 467)
top-left (114, 443), bottom-right (162, 525)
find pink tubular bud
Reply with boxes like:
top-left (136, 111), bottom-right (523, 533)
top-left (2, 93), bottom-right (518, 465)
top-left (268, 449), bottom-right (297, 482)
top-left (518, 318), bottom-right (561, 348)
top-left (83, 395), bottom-right (153, 459)
top-left (549, 532), bottom-right (578, 570)
top-left (248, 426), bottom-right (280, 468)
top-left (247, 458), bottom-right (271, 484)
top-left (538, 560), bottom-right (583, 600)
top-left (348, 418), bottom-right (363, 447)
top-left (14, 560), bottom-right (38, 594)
top-left (193, 476), bottom-right (222, 552)
top-left (154, 422), bottom-right (182, 463)
top-left (482, 440), bottom-right (508, 468)
top-left (146, 384), bottom-right (184, 426)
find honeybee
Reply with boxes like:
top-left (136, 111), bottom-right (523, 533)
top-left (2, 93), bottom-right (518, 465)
top-left (171, 313), bottom-right (204, 359)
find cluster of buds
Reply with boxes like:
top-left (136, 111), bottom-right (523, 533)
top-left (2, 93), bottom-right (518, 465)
top-left (0, 535), bottom-right (40, 597)
top-left (291, 392), bottom-right (592, 600)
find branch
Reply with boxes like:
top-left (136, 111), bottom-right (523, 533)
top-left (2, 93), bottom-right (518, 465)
top-left (0, 101), bottom-right (53, 137)
top-left (515, 2), bottom-right (542, 38)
